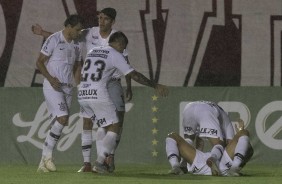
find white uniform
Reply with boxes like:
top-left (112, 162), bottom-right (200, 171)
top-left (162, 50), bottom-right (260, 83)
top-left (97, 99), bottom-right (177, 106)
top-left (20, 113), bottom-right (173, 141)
top-left (41, 31), bottom-right (82, 117)
top-left (80, 27), bottom-right (127, 117)
top-left (78, 46), bottom-right (134, 127)
top-left (182, 101), bottom-right (234, 141)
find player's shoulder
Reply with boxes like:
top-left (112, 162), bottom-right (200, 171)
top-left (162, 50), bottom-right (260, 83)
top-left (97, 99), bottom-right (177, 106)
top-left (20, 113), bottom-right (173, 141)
top-left (44, 31), bottom-right (62, 45)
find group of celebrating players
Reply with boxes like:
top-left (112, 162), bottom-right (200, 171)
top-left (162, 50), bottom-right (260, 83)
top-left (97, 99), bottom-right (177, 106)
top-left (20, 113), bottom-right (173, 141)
top-left (33, 7), bottom-right (253, 176)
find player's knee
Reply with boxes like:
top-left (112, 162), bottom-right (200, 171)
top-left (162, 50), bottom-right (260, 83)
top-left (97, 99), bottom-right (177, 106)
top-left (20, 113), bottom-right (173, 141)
top-left (57, 115), bottom-right (69, 126)
top-left (83, 118), bottom-right (93, 130)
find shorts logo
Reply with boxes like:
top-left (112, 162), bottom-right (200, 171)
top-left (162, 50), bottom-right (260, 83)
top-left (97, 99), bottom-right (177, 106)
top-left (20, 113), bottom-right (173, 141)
top-left (184, 126), bottom-right (193, 133)
top-left (58, 102), bottom-right (67, 111)
top-left (200, 128), bottom-right (218, 136)
top-left (225, 161), bottom-right (232, 169)
top-left (97, 118), bottom-right (106, 127)
top-left (192, 166), bottom-right (199, 173)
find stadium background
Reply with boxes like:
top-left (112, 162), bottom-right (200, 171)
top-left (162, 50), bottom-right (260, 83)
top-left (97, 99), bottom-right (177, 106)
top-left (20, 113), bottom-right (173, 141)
top-left (0, 0), bottom-right (282, 166)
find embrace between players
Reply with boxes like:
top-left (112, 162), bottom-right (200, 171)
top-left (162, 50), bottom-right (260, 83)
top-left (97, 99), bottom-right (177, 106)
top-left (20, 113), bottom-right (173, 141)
top-left (33, 7), bottom-right (253, 176)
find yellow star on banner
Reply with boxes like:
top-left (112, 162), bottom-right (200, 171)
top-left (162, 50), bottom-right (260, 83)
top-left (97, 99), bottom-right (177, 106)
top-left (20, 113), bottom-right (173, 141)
top-left (152, 117), bottom-right (158, 124)
top-left (152, 128), bottom-right (158, 135)
top-left (152, 139), bottom-right (158, 145)
top-left (152, 150), bottom-right (158, 157)
top-left (152, 95), bottom-right (158, 101)
top-left (152, 106), bottom-right (158, 112)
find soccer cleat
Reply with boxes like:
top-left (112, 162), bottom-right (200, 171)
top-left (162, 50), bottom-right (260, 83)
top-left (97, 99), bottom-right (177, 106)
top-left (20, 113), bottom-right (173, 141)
top-left (43, 157), bottom-right (56, 172)
top-left (206, 157), bottom-right (220, 176)
top-left (226, 167), bottom-right (241, 177)
top-left (77, 162), bottom-right (92, 172)
top-left (92, 161), bottom-right (109, 174)
top-left (105, 155), bottom-right (115, 173)
top-left (37, 159), bottom-right (49, 173)
top-left (168, 166), bottom-right (184, 175)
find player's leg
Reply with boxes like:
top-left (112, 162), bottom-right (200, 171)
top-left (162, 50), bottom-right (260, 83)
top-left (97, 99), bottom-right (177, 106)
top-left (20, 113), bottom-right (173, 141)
top-left (107, 80), bottom-right (125, 172)
top-left (166, 132), bottom-right (197, 175)
top-left (225, 129), bottom-right (253, 176)
top-left (38, 89), bottom-right (70, 172)
top-left (77, 116), bottom-right (93, 172)
top-left (91, 102), bottom-right (120, 173)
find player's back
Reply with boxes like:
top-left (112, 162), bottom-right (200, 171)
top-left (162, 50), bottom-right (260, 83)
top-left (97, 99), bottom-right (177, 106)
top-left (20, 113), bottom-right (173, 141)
top-left (78, 45), bottom-right (133, 102)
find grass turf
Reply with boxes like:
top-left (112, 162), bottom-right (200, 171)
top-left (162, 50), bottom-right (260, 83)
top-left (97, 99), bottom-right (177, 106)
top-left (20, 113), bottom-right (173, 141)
top-left (1, 164), bottom-right (281, 184)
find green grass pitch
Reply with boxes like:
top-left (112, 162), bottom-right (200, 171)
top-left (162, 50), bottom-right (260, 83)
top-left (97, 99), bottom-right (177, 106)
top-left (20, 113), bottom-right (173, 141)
top-left (1, 164), bottom-right (281, 184)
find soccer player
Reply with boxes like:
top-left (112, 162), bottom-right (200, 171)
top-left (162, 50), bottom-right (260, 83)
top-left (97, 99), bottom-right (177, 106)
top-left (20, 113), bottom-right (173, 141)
top-left (32, 8), bottom-right (132, 172)
top-left (78, 31), bottom-right (168, 173)
top-left (180, 101), bottom-right (235, 175)
top-left (36, 14), bottom-right (84, 172)
top-left (166, 119), bottom-right (253, 176)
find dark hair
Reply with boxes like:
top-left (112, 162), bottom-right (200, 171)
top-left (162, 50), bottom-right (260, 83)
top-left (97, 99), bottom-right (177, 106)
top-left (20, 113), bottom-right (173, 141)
top-left (64, 14), bottom-right (84, 27)
top-left (109, 31), bottom-right (128, 46)
top-left (100, 7), bottom-right (116, 20)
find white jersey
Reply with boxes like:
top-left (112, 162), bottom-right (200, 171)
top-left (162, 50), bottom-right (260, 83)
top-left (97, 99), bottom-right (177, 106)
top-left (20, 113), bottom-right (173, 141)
top-left (41, 31), bottom-right (82, 88)
top-left (182, 101), bottom-right (234, 141)
top-left (78, 45), bottom-right (134, 102)
top-left (82, 27), bottom-right (128, 79)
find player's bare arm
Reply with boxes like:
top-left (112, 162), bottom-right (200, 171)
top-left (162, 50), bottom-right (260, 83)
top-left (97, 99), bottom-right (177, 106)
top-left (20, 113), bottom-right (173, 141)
top-left (127, 70), bottom-right (169, 97)
top-left (124, 56), bottom-right (133, 101)
top-left (31, 24), bottom-right (53, 38)
top-left (36, 53), bottom-right (61, 90)
top-left (73, 60), bottom-right (82, 86)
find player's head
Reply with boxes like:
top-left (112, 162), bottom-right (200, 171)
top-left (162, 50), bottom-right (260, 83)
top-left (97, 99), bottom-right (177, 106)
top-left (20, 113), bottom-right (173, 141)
top-left (109, 31), bottom-right (128, 53)
top-left (98, 7), bottom-right (116, 32)
top-left (64, 14), bottom-right (84, 40)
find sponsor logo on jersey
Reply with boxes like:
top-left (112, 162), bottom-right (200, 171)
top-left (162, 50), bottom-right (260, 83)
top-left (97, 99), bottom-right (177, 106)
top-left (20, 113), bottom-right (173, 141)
top-left (199, 128), bottom-right (218, 136)
top-left (78, 89), bottom-right (97, 96)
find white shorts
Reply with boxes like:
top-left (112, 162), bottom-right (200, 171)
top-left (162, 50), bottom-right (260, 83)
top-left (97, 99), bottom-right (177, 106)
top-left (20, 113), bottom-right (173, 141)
top-left (43, 87), bottom-right (73, 118)
top-left (188, 149), bottom-right (231, 176)
top-left (188, 150), bottom-right (212, 175)
top-left (108, 79), bottom-right (125, 111)
top-left (79, 100), bottom-right (119, 128)
top-left (182, 102), bottom-right (224, 140)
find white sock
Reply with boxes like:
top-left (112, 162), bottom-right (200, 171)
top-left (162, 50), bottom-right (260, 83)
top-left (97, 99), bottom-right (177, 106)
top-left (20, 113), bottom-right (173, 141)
top-left (232, 136), bottom-right (249, 168)
top-left (110, 127), bottom-right (123, 155)
top-left (96, 128), bottom-right (106, 156)
top-left (81, 130), bottom-right (92, 163)
top-left (42, 121), bottom-right (64, 159)
top-left (210, 144), bottom-right (224, 160)
top-left (96, 131), bottom-right (117, 164)
top-left (166, 137), bottom-right (180, 168)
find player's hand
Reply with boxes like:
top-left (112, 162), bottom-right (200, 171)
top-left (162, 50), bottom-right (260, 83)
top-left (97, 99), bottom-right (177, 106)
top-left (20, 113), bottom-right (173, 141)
top-left (49, 77), bottom-right (61, 91)
top-left (125, 88), bottom-right (133, 101)
top-left (154, 84), bottom-right (169, 97)
top-left (235, 119), bottom-right (245, 132)
top-left (31, 23), bottom-right (43, 35)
